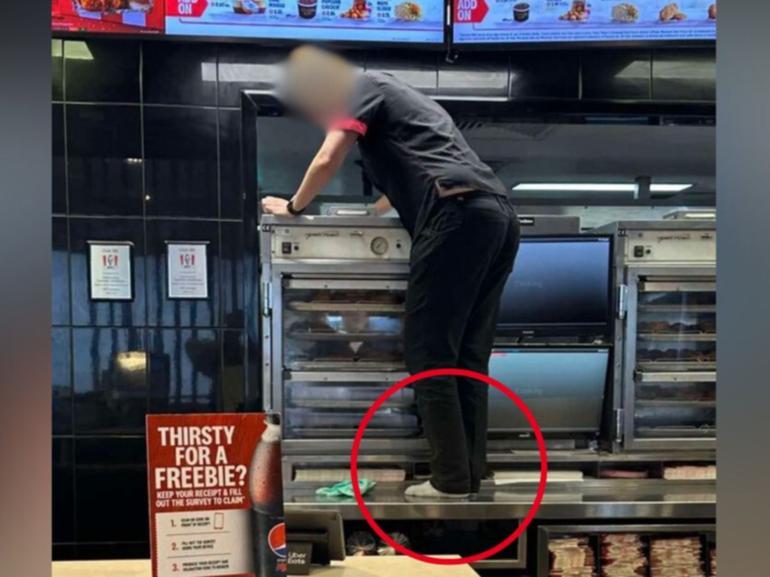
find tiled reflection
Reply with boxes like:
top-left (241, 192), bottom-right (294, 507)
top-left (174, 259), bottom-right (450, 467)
top-left (52, 328), bottom-right (72, 435)
top-left (147, 328), bottom-right (221, 413)
top-left (73, 327), bottom-right (147, 435)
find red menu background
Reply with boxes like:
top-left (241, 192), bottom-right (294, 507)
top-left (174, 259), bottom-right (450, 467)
top-left (52, 0), bottom-right (165, 34)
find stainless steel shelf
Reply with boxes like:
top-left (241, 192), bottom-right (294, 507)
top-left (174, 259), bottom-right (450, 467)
top-left (636, 400), bottom-right (716, 408)
top-left (283, 479), bottom-right (716, 520)
top-left (637, 361), bottom-right (716, 372)
top-left (286, 371), bottom-right (409, 383)
top-left (637, 304), bottom-right (716, 313)
top-left (636, 371), bottom-right (716, 382)
top-left (288, 331), bottom-right (402, 341)
top-left (637, 333), bottom-right (716, 342)
top-left (288, 360), bottom-right (406, 371)
top-left (288, 301), bottom-right (405, 313)
top-left (290, 399), bottom-right (414, 409)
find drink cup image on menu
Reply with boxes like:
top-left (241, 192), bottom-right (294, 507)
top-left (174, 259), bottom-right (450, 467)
top-left (513, 3), bottom-right (530, 22)
top-left (298, 0), bottom-right (318, 19)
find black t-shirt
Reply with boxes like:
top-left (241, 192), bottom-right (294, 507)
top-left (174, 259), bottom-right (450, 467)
top-left (329, 71), bottom-right (508, 236)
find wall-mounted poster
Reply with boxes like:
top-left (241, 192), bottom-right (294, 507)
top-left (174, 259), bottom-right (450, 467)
top-left (452, 0), bottom-right (717, 44)
top-left (165, 0), bottom-right (444, 43)
top-left (88, 241), bottom-right (134, 301)
top-left (167, 242), bottom-right (209, 300)
top-left (52, 0), bottom-right (166, 34)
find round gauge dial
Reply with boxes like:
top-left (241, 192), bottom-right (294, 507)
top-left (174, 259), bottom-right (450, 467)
top-left (370, 237), bottom-right (389, 256)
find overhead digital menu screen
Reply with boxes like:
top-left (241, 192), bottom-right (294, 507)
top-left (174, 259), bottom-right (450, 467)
top-left (165, 0), bottom-right (445, 43)
top-left (52, 0), bottom-right (165, 34)
top-left (453, 0), bottom-right (717, 44)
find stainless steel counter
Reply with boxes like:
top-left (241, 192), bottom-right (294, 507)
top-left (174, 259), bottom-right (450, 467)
top-left (261, 214), bottom-right (403, 228)
top-left (284, 479), bottom-right (715, 520)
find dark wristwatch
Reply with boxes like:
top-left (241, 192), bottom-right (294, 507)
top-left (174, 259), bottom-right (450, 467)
top-left (286, 199), bottom-right (305, 216)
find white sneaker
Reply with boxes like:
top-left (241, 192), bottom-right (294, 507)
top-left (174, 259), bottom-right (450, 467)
top-left (404, 481), bottom-right (470, 500)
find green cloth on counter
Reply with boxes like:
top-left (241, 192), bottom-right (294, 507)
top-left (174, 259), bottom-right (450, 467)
top-left (315, 479), bottom-right (376, 498)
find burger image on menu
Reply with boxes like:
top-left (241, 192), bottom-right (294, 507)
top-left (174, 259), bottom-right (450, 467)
top-left (708, 3), bottom-right (716, 19)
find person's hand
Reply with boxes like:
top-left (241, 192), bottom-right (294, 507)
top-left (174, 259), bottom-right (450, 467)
top-left (261, 196), bottom-right (292, 216)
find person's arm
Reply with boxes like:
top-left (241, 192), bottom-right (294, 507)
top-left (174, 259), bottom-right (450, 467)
top-left (261, 129), bottom-right (358, 216)
top-left (372, 195), bottom-right (392, 216)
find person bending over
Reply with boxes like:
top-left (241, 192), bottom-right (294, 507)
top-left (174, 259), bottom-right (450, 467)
top-left (262, 46), bottom-right (520, 499)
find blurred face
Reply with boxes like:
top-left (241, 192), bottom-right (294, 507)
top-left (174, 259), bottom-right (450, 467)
top-left (281, 46), bottom-right (355, 128)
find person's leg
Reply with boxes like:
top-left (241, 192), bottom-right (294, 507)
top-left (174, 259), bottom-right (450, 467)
top-left (404, 199), bottom-right (475, 494)
top-left (404, 195), bottom-right (515, 494)
top-left (456, 197), bottom-right (520, 493)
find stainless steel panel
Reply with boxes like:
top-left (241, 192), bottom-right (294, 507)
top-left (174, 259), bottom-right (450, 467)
top-left (269, 225), bottom-right (411, 261)
top-left (285, 279), bottom-right (408, 290)
top-left (626, 230), bottom-right (716, 264)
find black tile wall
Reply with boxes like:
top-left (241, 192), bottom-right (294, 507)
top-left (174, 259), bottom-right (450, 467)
top-left (52, 329), bottom-right (72, 435)
top-left (65, 40), bottom-right (141, 103)
top-left (67, 105), bottom-right (143, 216)
top-left (52, 38), bottom-right (254, 560)
top-left (143, 42), bottom-right (218, 106)
top-left (72, 327), bottom-right (147, 435)
top-left (74, 438), bottom-right (149, 543)
top-left (52, 217), bottom-right (70, 326)
top-left (219, 109), bottom-right (243, 219)
top-left (52, 39), bottom-right (63, 101)
top-left (144, 106), bottom-right (219, 218)
top-left (147, 328), bottom-right (221, 414)
top-left (52, 438), bottom-right (75, 543)
top-left (53, 104), bottom-right (66, 214)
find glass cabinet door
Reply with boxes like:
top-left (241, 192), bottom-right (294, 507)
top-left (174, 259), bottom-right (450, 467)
top-left (630, 277), bottom-right (716, 445)
top-left (283, 374), bottom-right (418, 439)
top-left (282, 279), bottom-right (407, 371)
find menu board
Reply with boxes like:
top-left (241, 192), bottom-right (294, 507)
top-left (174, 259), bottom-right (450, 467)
top-left (453, 0), bottom-right (717, 44)
top-left (52, 0), bottom-right (165, 33)
top-left (165, 0), bottom-right (444, 42)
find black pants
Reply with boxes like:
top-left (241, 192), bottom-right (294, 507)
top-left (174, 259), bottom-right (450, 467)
top-left (404, 192), bottom-right (520, 494)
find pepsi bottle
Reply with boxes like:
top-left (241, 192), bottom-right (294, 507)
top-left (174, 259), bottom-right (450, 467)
top-left (248, 414), bottom-right (286, 576)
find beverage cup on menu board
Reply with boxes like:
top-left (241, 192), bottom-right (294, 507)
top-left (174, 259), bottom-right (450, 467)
top-left (298, 0), bottom-right (318, 19)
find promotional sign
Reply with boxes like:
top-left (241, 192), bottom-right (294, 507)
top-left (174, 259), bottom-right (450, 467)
top-left (88, 241), bottom-right (133, 301)
top-left (147, 413), bottom-right (286, 577)
top-left (165, 0), bottom-right (444, 43)
top-left (52, 0), bottom-right (166, 33)
top-left (167, 242), bottom-right (209, 300)
top-left (453, 0), bottom-right (717, 44)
